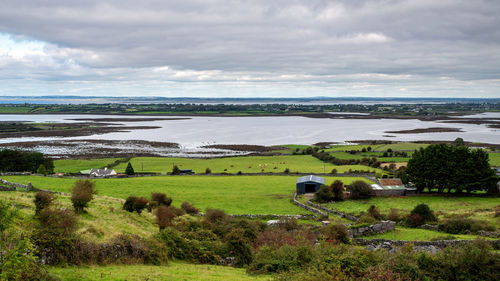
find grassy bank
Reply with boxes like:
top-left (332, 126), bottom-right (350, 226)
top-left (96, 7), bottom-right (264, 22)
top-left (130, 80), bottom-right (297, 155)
top-left (49, 263), bottom-right (270, 281)
top-left (54, 158), bottom-right (124, 173)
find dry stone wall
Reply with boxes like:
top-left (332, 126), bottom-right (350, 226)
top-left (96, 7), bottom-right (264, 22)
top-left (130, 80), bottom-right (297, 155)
top-left (307, 200), bottom-right (358, 222)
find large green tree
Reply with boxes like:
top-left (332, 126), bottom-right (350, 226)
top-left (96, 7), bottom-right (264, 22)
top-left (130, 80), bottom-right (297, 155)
top-left (406, 144), bottom-right (498, 194)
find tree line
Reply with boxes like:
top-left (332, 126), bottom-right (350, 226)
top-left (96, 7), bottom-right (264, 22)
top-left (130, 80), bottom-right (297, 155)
top-left (0, 149), bottom-right (54, 174)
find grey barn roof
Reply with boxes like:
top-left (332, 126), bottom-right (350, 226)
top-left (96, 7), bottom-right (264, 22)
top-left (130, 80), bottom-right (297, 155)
top-left (296, 175), bottom-right (325, 184)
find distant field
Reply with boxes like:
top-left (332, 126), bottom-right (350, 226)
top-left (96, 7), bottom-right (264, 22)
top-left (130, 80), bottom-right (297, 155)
top-left (0, 106), bottom-right (33, 113)
top-left (54, 158), bottom-right (123, 173)
top-left (49, 263), bottom-right (270, 281)
top-left (114, 155), bottom-right (383, 174)
top-left (3, 175), bottom-right (372, 215)
top-left (373, 143), bottom-right (429, 151)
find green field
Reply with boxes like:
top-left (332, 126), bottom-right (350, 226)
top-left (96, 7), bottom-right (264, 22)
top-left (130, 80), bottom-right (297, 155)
top-left (373, 143), bottom-right (429, 151)
top-left (49, 263), bottom-right (270, 281)
top-left (54, 158), bottom-right (124, 173)
top-left (325, 196), bottom-right (500, 224)
top-left (2, 175), bottom-right (372, 215)
top-left (114, 155), bottom-right (383, 174)
top-left (489, 152), bottom-right (500, 166)
top-left (362, 227), bottom-right (483, 241)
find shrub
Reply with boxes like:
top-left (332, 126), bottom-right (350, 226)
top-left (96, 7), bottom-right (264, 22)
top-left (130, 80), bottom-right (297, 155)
top-left (275, 217), bottom-right (299, 231)
top-left (367, 205), bottom-right (383, 220)
top-left (171, 165), bottom-right (180, 175)
top-left (70, 179), bottom-right (97, 214)
top-left (34, 191), bottom-right (55, 215)
top-left (224, 228), bottom-right (253, 266)
top-left (151, 192), bottom-right (172, 207)
top-left (34, 208), bottom-right (78, 264)
top-left (406, 213), bottom-right (424, 227)
top-left (314, 185), bottom-right (334, 203)
top-left (349, 180), bottom-right (372, 199)
top-left (156, 206), bottom-right (176, 231)
top-left (409, 204), bottom-right (436, 225)
top-left (123, 196), bottom-right (138, 212)
top-left (438, 217), bottom-right (495, 234)
top-left (133, 197), bottom-right (149, 214)
top-left (37, 164), bottom-right (48, 175)
top-left (181, 201), bottom-right (199, 214)
top-left (331, 180), bottom-right (345, 201)
top-left (125, 162), bottom-right (135, 175)
top-left (205, 167), bottom-right (211, 174)
top-left (319, 224), bottom-right (349, 244)
top-left (284, 168), bottom-right (290, 174)
top-left (387, 208), bottom-right (403, 222)
top-left (205, 208), bottom-right (228, 224)
top-left (331, 168), bottom-right (337, 174)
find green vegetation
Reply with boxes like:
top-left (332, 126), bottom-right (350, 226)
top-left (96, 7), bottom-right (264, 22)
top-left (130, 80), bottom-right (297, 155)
top-left (2, 175), bottom-right (372, 214)
top-left (113, 155), bottom-right (382, 174)
top-left (0, 149), bottom-right (54, 173)
top-left (54, 158), bottom-right (123, 173)
top-left (362, 226), bottom-right (483, 240)
top-left (490, 152), bottom-right (500, 166)
top-left (324, 196), bottom-right (500, 223)
top-left (49, 263), bottom-right (270, 281)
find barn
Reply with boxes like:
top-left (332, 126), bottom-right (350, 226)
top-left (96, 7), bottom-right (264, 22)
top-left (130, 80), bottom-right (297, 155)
top-left (296, 175), bottom-right (325, 194)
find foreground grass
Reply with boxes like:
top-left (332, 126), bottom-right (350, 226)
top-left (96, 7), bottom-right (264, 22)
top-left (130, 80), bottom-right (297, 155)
top-left (2, 175), bottom-right (372, 215)
top-left (49, 263), bottom-right (270, 281)
top-left (113, 155), bottom-right (382, 174)
top-left (54, 158), bottom-right (124, 173)
top-left (362, 226), bottom-right (484, 241)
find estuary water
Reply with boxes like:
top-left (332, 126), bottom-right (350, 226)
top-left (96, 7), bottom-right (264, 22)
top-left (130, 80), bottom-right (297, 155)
top-left (0, 113), bottom-right (499, 147)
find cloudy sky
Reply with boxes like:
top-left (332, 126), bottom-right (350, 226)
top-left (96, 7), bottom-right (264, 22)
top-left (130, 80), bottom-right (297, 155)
top-left (0, 0), bottom-right (499, 98)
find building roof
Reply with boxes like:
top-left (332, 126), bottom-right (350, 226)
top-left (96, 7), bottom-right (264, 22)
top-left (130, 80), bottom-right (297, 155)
top-left (90, 168), bottom-right (116, 176)
top-left (377, 178), bottom-right (405, 189)
top-left (296, 175), bottom-right (325, 184)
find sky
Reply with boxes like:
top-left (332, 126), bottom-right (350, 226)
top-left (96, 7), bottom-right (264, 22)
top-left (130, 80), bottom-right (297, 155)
top-left (0, 0), bottom-right (499, 98)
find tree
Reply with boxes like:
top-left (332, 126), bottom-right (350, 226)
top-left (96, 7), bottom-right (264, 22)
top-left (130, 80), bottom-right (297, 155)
top-left (406, 144), bottom-right (498, 194)
top-left (348, 181), bottom-right (372, 199)
top-left (408, 203), bottom-right (436, 226)
top-left (70, 180), bottom-right (97, 213)
top-left (37, 164), bottom-right (47, 175)
top-left (331, 180), bottom-right (345, 201)
top-left (125, 162), bottom-right (135, 175)
top-left (34, 191), bottom-right (55, 215)
top-left (205, 167), bottom-right (211, 174)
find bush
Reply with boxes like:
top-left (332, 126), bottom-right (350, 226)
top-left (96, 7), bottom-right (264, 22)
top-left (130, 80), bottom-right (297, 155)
top-left (171, 165), bottom-right (180, 175)
top-left (284, 168), bottom-right (290, 174)
top-left (181, 202), bottom-right (199, 214)
top-left (387, 208), bottom-right (403, 222)
top-left (125, 162), bottom-right (135, 175)
top-left (408, 204), bottom-right (436, 226)
top-left (349, 181), bottom-right (372, 199)
top-left (37, 164), bottom-right (48, 175)
top-left (367, 205), bottom-right (383, 220)
top-left (34, 191), bottom-right (55, 215)
top-left (34, 208), bottom-right (78, 264)
top-left (319, 224), bottom-right (349, 244)
top-left (156, 206), bottom-right (176, 231)
top-left (151, 192), bottom-right (172, 207)
top-left (331, 168), bottom-right (337, 174)
top-left (438, 217), bottom-right (495, 234)
top-left (123, 196), bottom-right (138, 212)
top-left (224, 228), bottom-right (253, 266)
top-left (275, 217), bottom-right (299, 231)
top-left (205, 209), bottom-right (228, 224)
top-left (313, 185), bottom-right (334, 203)
top-left (133, 197), bottom-right (149, 214)
top-left (205, 168), bottom-right (211, 174)
top-left (70, 180), bottom-right (97, 214)
top-left (331, 180), bottom-right (345, 201)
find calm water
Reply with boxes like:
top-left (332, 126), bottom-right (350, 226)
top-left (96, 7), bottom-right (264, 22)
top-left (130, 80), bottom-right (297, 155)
top-left (0, 114), bottom-right (499, 147)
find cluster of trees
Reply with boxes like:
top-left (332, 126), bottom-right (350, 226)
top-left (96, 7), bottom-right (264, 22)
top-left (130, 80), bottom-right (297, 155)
top-left (314, 180), bottom-right (373, 203)
top-left (0, 149), bottom-right (54, 174)
top-left (406, 143), bottom-right (499, 193)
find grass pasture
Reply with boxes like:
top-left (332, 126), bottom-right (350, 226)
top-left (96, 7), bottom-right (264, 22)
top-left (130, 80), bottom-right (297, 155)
top-left (325, 196), bottom-right (500, 224)
top-left (2, 175), bottom-right (373, 215)
top-left (49, 263), bottom-right (270, 281)
top-left (54, 158), bottom-right (124, 173)
top-left (113, 155), bottom-right (383, 174)
top-left (489, 152), bottom-right (500, 166)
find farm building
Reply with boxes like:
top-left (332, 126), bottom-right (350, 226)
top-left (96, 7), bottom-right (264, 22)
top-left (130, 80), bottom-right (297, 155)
top-left (296, 175), bottom-right (325, 194)
top-left (89, 167), bottom-right (117, 177)
top-left (371, 178), bottom-right (413, 196)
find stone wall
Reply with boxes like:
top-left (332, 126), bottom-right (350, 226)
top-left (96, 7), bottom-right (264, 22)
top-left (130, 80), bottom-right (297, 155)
top-left (292, 192), bottom-right (328, 217)
top-left (352, 238), bottom-right (500, 249)
top-left (307, 200), bottom-right (358, 222)
top-left (0, 178), bottom-right (32, 191)
top-left (348, 220), bottom-right (396, 237)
